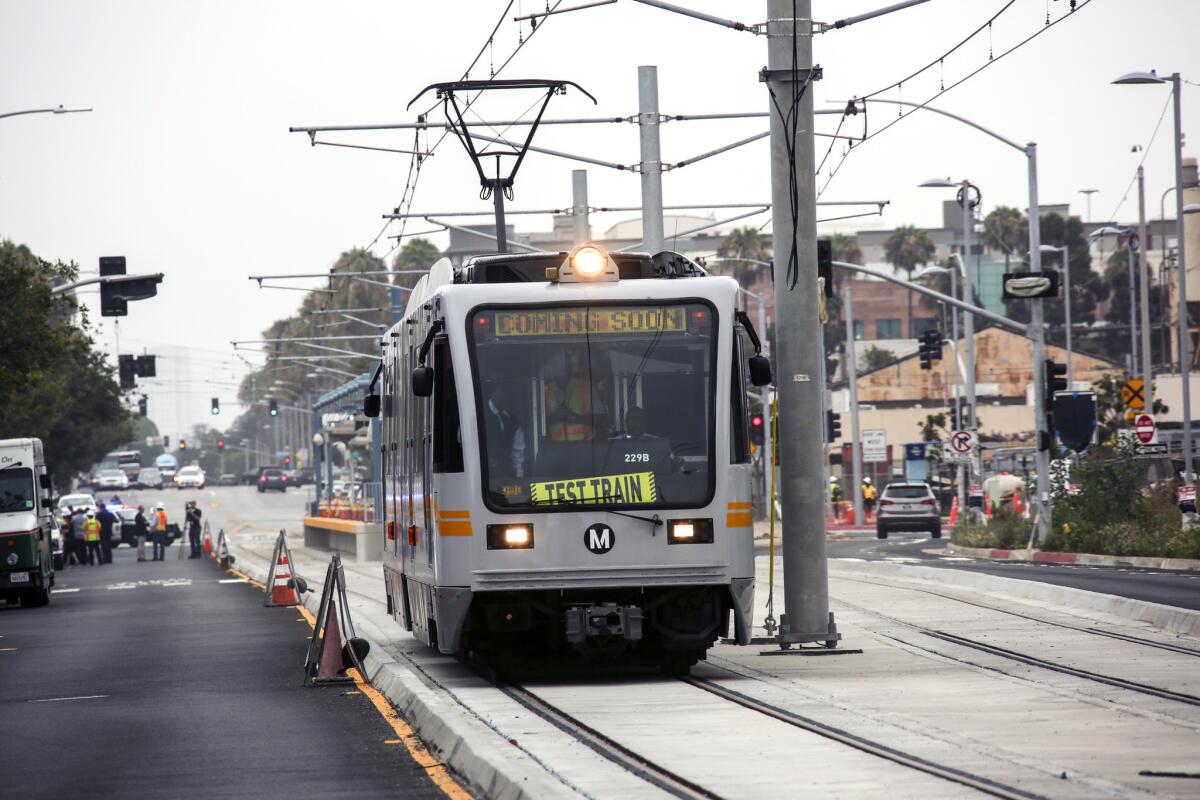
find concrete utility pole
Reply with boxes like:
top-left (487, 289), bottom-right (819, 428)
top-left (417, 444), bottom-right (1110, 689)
top-left (1027, 144), bottom-right (1051, 546)
top-left (638, 66), bottom-right (664, 253)
top-left (766, 0), bottom-right (837, 647)
top-left (960, 191), bottom-right (977, 432)
top-left (572, 169), bottom-right (591, 245)
top-left (844, 285), bottom-right (864, 525)
top-left (1138, 166), bottom-right (1153, 408)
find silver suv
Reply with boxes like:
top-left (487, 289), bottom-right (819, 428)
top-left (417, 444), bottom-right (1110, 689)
top-left (876, 482), bottom-right (940, 539)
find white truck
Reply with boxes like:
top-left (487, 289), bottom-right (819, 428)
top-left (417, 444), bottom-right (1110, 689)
top-left (0, 438), bottom-right (56, 607)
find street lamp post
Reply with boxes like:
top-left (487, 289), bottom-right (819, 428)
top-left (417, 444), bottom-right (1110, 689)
top-left (1114, 70), bottom-right (1192, 481)
top-left (0, 105), bottom-right (92, 121)
top-left (1040, 245), bottom-right (1073, 386)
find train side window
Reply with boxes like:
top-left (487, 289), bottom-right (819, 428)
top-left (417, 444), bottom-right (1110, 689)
top-left (432, 335), bottom-right (464, 473)
top-left (730, 327), bottom-right (750, 464)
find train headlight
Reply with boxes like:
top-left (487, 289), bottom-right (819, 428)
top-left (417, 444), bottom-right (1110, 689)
top-left (668, 518), bottom-right (713, 545)
top-left (487, 523), bottom-right (534, 550)
top-left (558, 244), bottom-right (618, 284)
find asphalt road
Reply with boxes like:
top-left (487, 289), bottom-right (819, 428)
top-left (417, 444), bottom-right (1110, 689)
top-left (0, 505), bottom-right (454, 800)
top-left (813, 530), bottom-right (1200, 611)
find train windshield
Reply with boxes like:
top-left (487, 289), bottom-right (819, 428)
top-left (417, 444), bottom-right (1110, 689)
top-left (469, 303), bottom-right (715, 511)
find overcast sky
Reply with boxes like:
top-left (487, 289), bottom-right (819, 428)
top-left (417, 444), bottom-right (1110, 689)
top-left (3, 0), bottom-right (1198, 438)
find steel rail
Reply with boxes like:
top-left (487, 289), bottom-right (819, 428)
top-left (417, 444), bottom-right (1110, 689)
top-left (683, 673), bottom-right (1045, 800)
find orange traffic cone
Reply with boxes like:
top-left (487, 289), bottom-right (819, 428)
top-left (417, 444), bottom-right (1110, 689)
top-left (1013, 493), bottom-right (1024, 514)
top-left (985, 496), bottom-right (993, 519)
top-left (316, 606), bottom-right (350, 682)
top-left (948, 495), bottom-right (959, 526)
top-left (203, 530), bottom-right (213, 555)
top-left (264, 531), bottom-right (300, 607)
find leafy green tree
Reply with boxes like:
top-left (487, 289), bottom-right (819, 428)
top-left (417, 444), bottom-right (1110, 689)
top-left (858, 345), bottom-right (893, 374)
top-left (0, 241), bottom-right (132, 485)
top-left (883, 225), bottom-right (936, 338)
top-left (919, 412), bottom-right (948, 443)
top-left (717, 226), bottom-right (771, 287)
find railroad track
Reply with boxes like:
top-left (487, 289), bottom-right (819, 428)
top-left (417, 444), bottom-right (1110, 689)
top-left (833, 595), bottom-right (1200, 709)
top-left (834, 574), bottom-right (1200, 658)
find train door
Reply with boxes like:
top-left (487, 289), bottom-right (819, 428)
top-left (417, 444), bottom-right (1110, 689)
top-left (404, 330), bottom-right (415, 564)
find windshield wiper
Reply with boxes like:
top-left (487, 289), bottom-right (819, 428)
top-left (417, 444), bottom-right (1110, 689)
top-left (0, 461), bottom-right (24, 473)
top-left (532, 495), bottom-right (663, 529)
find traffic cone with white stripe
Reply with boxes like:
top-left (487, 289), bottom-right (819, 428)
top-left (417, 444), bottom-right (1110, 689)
top-left (264, 530), bottom-right (300, 607)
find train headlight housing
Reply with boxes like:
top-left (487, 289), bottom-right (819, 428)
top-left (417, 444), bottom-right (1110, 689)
top-left (487, 523), bottom-right (534, 550)
top-left (667, 518), bottom-right (713, 545)
top-left (557, 244), bottom-right (618, 284)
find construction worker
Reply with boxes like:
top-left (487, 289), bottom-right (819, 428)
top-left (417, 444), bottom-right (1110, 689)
top-left (545, 346), bottom-right (609, 441)
top-left (82, 511), bottom-right (102, 566)
top-left (829, 476), bottom-right (844, 522)
top-left (862, 477), bottom-right (877, 519)
top-left (60, 511), bottom-right (77, 567)
top-left (151, 502), bottom-right (168, 561)
top-left (69, 507), bottom-right (88, 566)
top-left (185, 501), bottom-right (203, 559)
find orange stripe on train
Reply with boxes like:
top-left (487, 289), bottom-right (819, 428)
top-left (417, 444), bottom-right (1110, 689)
top-left (725, 512), bottom-right (753, 528)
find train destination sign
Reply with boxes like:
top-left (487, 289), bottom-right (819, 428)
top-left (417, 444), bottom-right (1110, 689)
top-left (529, 471), bottom-right (658, 505)
top-left (495, 307), bottom-right (688, 337)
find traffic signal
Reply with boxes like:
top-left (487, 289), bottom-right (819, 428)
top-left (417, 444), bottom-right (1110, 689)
top-left (99, 256), bottom-right (128, 317)
top-left (178, 439), bottom-right (187, 451)
top-left (216, 438), bottom-right (225, 452)
top-left (816, 238), bottom-right (833, 298)
top-left (948, 407), bottom-right (960, 431)
top-left (749, 414), bottom-right (765, 446)
top-left (283, 455), bottom-right (292, 468)
top-left (118, 354), bottom-right (136, 389)
top-left (826, 410), bottom-right (842, 443)
top-left (134, 355), bottom-right (156, 378)
top-left (268, 398), bottom-right (279, 417)
top-left (211, 397), bottom-right (220, 415)
top-left (1041, 359), bottom-right (1069, 451)
top-left (137, 395), bottom-right (147, 417)
top-left (918, 329), bottom-right (943, 371)
top-left (163, 435), bottom-right (170, 449)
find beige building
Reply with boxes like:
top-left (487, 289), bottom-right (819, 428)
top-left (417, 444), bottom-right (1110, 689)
top-left (831, 327), bottom-right (1122, 449)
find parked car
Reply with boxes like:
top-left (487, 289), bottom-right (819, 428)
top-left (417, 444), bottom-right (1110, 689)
top-left (58, 493), bottom-right (97, 514)
top-left (96, 468), bottom-right (129, 491)
top-left (174, 466), bottom-right (206, 490)
top-left (257, 468), bottom-right (288, 493)
top-left (876, 482), bottom-right (941, 539)
top-left (136, 467), bottom-right (164, 490)
top-left (113, 506), bottom-right (140, 548)
top-left (218, 473), bottom-right (238, 487)
top-left (292, 468), bottom-right (314, 486)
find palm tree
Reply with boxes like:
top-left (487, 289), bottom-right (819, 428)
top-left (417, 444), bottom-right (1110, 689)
top-left (829, 232), bottom-right (863, 265)
top-left (717, 226), bottom-right (770, 287)
top-left (882, 225), bottom-right (936, 337)
top-left (983, 206), bottom-right (1025, 267)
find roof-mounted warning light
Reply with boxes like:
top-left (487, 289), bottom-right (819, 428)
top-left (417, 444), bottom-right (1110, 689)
top-left (553, 243), bottom-right (620, 284)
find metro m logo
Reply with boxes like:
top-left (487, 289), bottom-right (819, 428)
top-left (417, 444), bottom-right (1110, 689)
top-left (584, 523), bottom-right (615, 555)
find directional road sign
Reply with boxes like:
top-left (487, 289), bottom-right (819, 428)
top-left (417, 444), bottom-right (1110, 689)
top-left (1121, 379), bottom-right (1146, 410)
top-left (949, 430), bottom-right (977, 455)
top-left (1134, 443), bottom-right (1168, 458)
top-left (1134, 414), bottom-right (1157, 445)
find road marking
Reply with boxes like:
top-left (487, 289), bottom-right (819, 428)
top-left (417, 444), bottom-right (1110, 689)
top-left (51, 588), bottom-right (81, 594)
top-left (29, 694), bottom-right (108, 703)
top-left (218, 578), bottom-right (248, 584)
top-left (292, 605), bottom-right (470, 799)
top-left (0, 647), bottom-right (16, 652)
top-left (383, 739), bottom-right (403, 744)
top-left (106, 578), bottom-right (193, 590)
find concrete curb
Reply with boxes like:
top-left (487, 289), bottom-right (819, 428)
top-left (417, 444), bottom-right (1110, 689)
top-left (829, 558), bottom-right (1200, 638)
top-left (228, 545), bottom-right (576, 800)
top-left (945, 543), bottom-right (1200, 572)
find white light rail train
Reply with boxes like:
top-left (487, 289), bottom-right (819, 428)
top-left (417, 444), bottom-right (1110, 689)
top-left (365, 244), bottom-right (772, 673)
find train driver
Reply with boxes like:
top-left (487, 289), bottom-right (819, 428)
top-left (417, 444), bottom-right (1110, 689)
top-left (485, 382), bottom-right (526, 478)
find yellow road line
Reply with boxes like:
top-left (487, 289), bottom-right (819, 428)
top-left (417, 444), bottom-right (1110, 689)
top-left (291, 603), bottom-right (470, 797)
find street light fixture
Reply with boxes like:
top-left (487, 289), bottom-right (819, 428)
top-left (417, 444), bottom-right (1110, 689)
top-left (1113, 68), bottom-right (1193, 481)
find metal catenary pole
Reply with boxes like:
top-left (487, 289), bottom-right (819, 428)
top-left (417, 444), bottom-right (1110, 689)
top-left (1127, 243), bottom-right (1140, 377)
top-left (638, 66), bottom-right (665, 253)
top-left (1027, 143), bottom-right (1051, 545)
top-left (1172, 73), bottom-right (1194, 482)
top-left (960, 190), bottom-right (977, 433)
top-left (844, 285), bottom-right (864, 525)
top-left (1062, 245), bottom-right (1074, 386)
top-left (1138, 166), bottom-right (1153, 408)
top-left (758, 292), bottom-right (773, 511)
top-left (572, 169), bottom-right (590, 245)
top-left (766, 0), bottom-right (836, 646)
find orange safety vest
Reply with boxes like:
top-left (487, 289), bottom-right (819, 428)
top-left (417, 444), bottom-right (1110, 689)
top-left (546, 377), bottom-right (593, 441)
top-left (154, 510), bottom-right (167, 532)
top-left (83, 518), bottom-right (101, 542)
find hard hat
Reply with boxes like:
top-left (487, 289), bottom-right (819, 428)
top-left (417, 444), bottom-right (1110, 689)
top-left (86, 510), bottom-right (95, 518)
top-left (863, 477), bottom-right (872, 484)
top-left (829, 475), bottom-right (838, 482)
top-left (156, 502), bottom-right (165, 510)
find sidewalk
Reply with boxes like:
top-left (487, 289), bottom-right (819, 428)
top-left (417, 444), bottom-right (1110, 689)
top-left (946, 542), bottom-right (1200, 572)
top-left (227, 527), bottom-right (1200, 799)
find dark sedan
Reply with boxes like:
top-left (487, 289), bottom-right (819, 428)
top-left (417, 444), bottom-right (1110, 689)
top-left (257, 468), bottom-right (289, 493)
